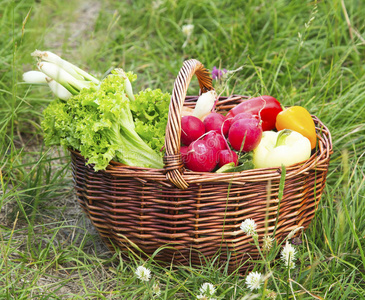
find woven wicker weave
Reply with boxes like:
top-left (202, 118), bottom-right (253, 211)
top-left (70, 59), bottom-right (332, 272)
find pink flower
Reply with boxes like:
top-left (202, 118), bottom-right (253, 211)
top-left (211, 66), bottom-right (227, 80)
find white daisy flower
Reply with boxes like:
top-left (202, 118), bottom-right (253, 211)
top-left (281, 242), bottom-right (297, 269)
top-left (240, 218), bottom-right (257, 236)
top-left (245, 271), bottom-right (263, 291)
top-left (135, 266), bottom-right (151, 282)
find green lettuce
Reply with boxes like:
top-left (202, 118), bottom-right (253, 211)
top-left (41, 70), bottom-right (165, 171)
top-left (131, 88), bottom-right (170, 154)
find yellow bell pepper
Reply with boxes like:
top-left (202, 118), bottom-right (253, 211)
top-left (275, 106), bottom-right (317, 149)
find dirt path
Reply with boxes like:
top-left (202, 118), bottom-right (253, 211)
top-left (1, 2), bottom-right (115, 295)
top-left (39, 1), bottom-right (111, 294)
top-left (45, 1), bottom-right (102, 51)
top-left (45, 0), bottom-right (110, 249)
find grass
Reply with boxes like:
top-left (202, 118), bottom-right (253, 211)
top-left (1, 0), bottom-right (365, 298)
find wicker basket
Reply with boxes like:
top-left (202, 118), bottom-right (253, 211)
top-left (70, 59), bottom-right (332, 272)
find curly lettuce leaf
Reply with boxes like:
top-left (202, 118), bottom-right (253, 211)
top-left (131, 88), bottom-right (170, 154)
top-left (42, 70), bottom-right (164, 171)
top-left (41, 100), bottom-right (81, 150)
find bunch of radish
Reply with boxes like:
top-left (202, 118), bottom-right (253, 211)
top-left (180, 94), bottom-right (284, 172)
top-left (180, 112), bottom-right (262, 172)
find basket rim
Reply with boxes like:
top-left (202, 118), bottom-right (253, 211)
top-left (70, 96), bottom-right (333, 184)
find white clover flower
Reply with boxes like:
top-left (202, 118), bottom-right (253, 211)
top-left (152, 281), bottom-right (161, 296)
top-left (262, 235), bottom-right (275, 251)
top-left (182, 24), bottom-right (194, 48)
top-left (182, 24), bottom-right (194, 36)
top-left (240, 218), bottom-right (257, 236)
top-left (199, 282), bottom-right (216, 297)
top-left (196, 296), bottom-right (216, 300)
top-left (135, 266), bottom-right (151, 282)
top-left (281, 242), bottom-right (297, 269)
top-left (152, 0), bottom-right (163, 10)
top-left (245, 271), bottom-right (263, 291)
top-left (264, 289), bottom-right (277, 299)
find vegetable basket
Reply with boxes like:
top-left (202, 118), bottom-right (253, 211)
top-left (70, 59), bottom-right (332, 272)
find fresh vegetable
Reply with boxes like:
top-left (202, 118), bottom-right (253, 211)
top-left (37, 61), bottom-right (92, 93)
top-left (231, 112), bottom-right (258, 123)
top-left (180, 146), bottom-right (189, 163)
top-left (117, 68), bottom-right (135, 101)
top-left (252, 129), bottom-right (311, 169)
top-left (215, 152), bottom-right (254, 173)
top-left (217, 149), bottom-right (238, 167)
top-left (42, 70), bottom-right (164, 171)
top-left (204, 131), bottom-right (227, 153)
top-left (22, 70), bottom-right (48, 84)
top-left (215, 162), bottom-right (236, 173)
top-left (192, 90), bottom-right (217, 120)
top-left (31, 50), bottom-right (100, 84)
top-left (46, 78), bottom-right (74, 100)
top-left (130, 88), bottom-right (170, 153)
top-left (25, 50), bottom-right (171, 171)
top-left (24, 50), bottom-right (100, 100)
top-left (203, 112), bottom-right (230, 136)
top-left (275, 106), bottom-right (317, 149)
top-left (228, 117), bottom-right (262, 152)
top-left (185, 140), bottom-right (217, 172)
top-left (225, 95), bottom-right (282, 131)
top-left (181, 115), bottom-right (205, 146)
top-left (23, 70), bottom-right (74, 100)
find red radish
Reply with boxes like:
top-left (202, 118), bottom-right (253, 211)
top-left (204, 131), bottom-right (227, 154)
top-left (180, 146), bottom-right (189, 163)
top-left (218, 149), bottom-right (238, 168)
top-left (181, 116), bottom-right (205, 146)
top-left (203, 112), bottom-right (230, 137)
top-left (231, 112), bottom-right (258, 124)
top-left (225, 95), bottom-right (282, 131)
top-left (185, 140), bottom-right (217, 172)
top-left (228, 118), bottom-right (262, 152)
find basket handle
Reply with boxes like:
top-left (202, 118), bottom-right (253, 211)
top-left (164, 59), bottom-right (214, 189)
